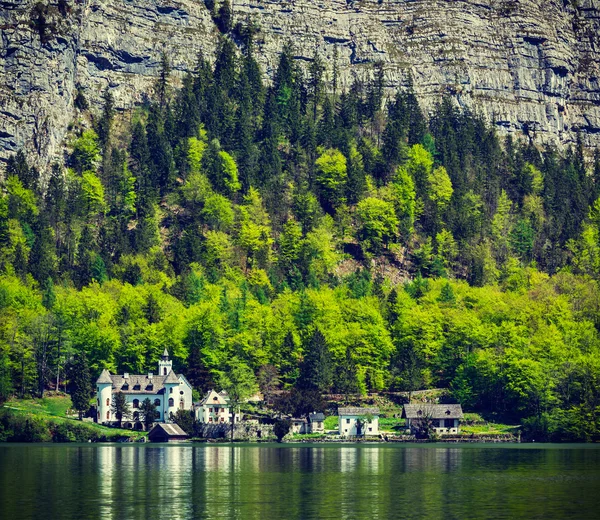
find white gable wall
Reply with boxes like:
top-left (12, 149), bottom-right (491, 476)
top-left (339, 414), bottom-right (379, 437)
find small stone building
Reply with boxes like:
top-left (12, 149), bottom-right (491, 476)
top-left (291, 417), bottom-right (308, 434)
top-left (308, 412), bottom-right (325, 433)
top-left (338, 407), bottom-right (380, 437)
top-left (148, 423), bottom-right (189, 442)
top-left (402, 404), bottom-right (463, 435)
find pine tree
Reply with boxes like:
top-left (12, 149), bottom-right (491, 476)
top-left (334, 347), bottom-right (359, 401)
top-left (185, 342), bottom-right (213, 393)
top-left (97, 87), bottom-right (115, 148)
top-left (215, 0), bottom-right (232, 33)
top-left (0, 353), bottom-right (13, 404)
top-left (70, 352), bottom-right (92, 420)
top-left (297, 329), bottom-right (333, 392)
top-left (156, 51), bottom-right (171, 107)
top-left (41, 277), bottom-right (56, 310)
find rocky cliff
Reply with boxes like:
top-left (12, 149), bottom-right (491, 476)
top-left (1, 0), bottom-right (600, 171)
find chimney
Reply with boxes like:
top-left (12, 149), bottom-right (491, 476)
top-left (148, 373), bottom-right (153, 380)
top-left (124, 373), bottom-right (129, 379)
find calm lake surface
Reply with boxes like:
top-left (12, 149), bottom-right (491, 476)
top-left (1, 443), bottom-right (599, 519)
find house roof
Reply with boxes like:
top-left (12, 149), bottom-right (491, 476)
top-left (308, 412), bottom-right (325, 422)
top-left (96, 369), bottom-right (112, 384)
top-left (108, 374), bottom-right (168, 394)
top-left (338, 407), bottom-right (380, 416)
top-left (98, 371), bottom-right (188, 395)
top-left (198, 389), bottom-right (230, 406)
top-left (164, 370), bottom-right (180, 384)
top-left (402, 404), bottom-right (463, 419)
top-left (148, 423), bottom-right (188, 438)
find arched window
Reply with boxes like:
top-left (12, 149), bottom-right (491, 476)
top-left (106, 398), bottom-right (110, 406)
top-left (133, 412), bottom-right (139, 420)
top-left (106, 411), bottom-right (110, 420)
top-left (168, 398), bottom-right (174, 407)
top-left (179, 399), bottom-right (185, 410)
top-left (163, 367), bottom-right (167, 375)
top-left (170, 387), bottom-right (173, 394)
top-left (133, 399), bottom-right (139, 409)
top-left (154, 399), bottom-right (160, 407)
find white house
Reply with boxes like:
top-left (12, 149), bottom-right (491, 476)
top-left (195, 389), bottom-right (239, 424)
top-left (402, 404), bottom-right (463, 435)
top-left (338, 407), bottom-right (380, 437)
top-left (96, 349), bottom-right (193, 426)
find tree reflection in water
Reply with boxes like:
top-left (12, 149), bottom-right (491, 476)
top-left (1, 444), bottom-right (599, 519)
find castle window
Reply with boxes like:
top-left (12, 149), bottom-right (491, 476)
top-left (106, 398), bottom-right (110, 406)
top-left (170, 388), bottom-right (173, 394)
top-left (163, 368), bottom-right (167, 375)
top-left (168, 398), bottom-right (174, 407)
top-left (133, 412), bottom-right (139, 420)
top-left (106, 411), bottom-right (110, 420)
top-left (180, 391), bottom-right (184, 395)
top-left (133, 399), bottom-right (139, 409)
top-left (154, 399), bottom-right (160, 407)
top-left (179, 400), bottom-right (185, 410)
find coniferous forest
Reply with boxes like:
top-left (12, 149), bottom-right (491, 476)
top-left (1, 36), bottom-right (600, 441)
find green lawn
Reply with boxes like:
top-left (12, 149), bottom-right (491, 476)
top-left (460, 413), bottom-right (519, 435)
top-left (378, 416), bottom-right (406, 432)
top-left (324, 416), bottom-right (338, 430)
top-left (5, 394), bottom-right (73, 417)
top-left (2, 395), bottom-right (146, 440)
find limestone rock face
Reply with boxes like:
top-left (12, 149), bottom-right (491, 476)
top-left (1, 0), bottom-right (600, 171)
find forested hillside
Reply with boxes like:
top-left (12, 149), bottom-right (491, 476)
top-left (1, 36), bottom-right (600, 441)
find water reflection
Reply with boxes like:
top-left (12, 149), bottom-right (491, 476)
top-left (1, 444), bottom-right (599, 519)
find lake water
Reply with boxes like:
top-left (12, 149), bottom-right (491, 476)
top-left (1, 443), bottom-right (599, 519)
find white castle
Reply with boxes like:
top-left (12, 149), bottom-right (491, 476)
top-left (96, 348), bottom-right (193, 426)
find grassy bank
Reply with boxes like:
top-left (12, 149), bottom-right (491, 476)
top-left (0, 395), bottom-right (145, 442)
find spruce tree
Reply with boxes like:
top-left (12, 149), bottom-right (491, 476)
top-left (70, 352), bottom-right (92, 420)
top-left (297, 329), bottom-right (333, 393)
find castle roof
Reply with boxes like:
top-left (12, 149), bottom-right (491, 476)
top-left (164, 370), bottom-right (180, 384)
top-left (98, 371), bottom-right (186, 395)
top-left (96, 369), bottom-right (112, 384)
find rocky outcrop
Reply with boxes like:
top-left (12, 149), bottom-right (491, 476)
top-left (1, 0), bottom-right (600, 172)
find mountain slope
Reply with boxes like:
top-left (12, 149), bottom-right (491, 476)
top-left (1, 0), bottom-right (600, 172)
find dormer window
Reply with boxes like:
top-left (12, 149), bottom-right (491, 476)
top-left (133, 384), bottom-right (141, 391)
top-left (122, 383), bottom-right (129, 391)
top-left (446, 409), bottom-right (451, 415)
top-left (417, 410), bottom-right (422, 416)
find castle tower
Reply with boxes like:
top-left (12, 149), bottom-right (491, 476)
top-left (158, 348), bottom-right (172, 376)
top-left (163, 369), bottom-right (180, 422)
top-left (96, 369), bottom-right (113, 423)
